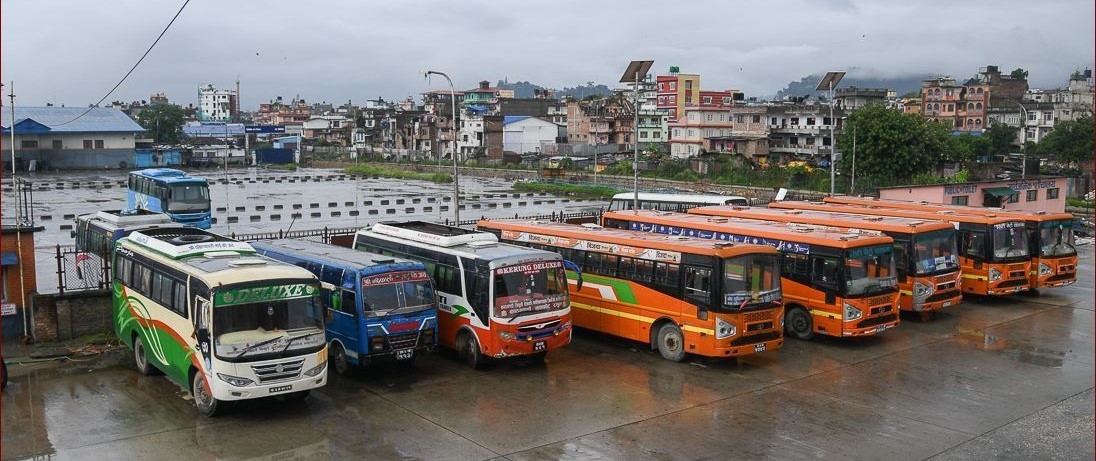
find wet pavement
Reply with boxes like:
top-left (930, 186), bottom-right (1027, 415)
top-left (2, 247), bottom-right (1091, 461)
top-left (2, 167), bottom-right (602, 293)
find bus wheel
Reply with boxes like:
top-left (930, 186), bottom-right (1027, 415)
top-left (191, 373), bottom-right (221, 417)
top-left (785, 306), bottom-right (814, 340)
top-left (656, 323), bottom-right (687, 362)
top-left (133, 336), bottom-right (161, 376)
top-left (331, 342), bottom-right (356, 376)
top-left (460, 332), bottom-right (487, 370)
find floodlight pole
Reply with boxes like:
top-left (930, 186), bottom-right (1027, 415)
top-left (633, 70), bottom-right (640, 211)
top-left (424, 70), bottom-right (460, 224)
top-left (829, 80), bottom-right (835, 195)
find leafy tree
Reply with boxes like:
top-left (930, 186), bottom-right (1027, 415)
top-left (557, 157), bottom-right (574, 170)
top-left (983, 122), bottom-right (1019, 156)
top-left (944, 133), bottom-right (991, 164)
top-left (1010, 68), bottom-right (1029, 80)
top-left (136, 103), bottom-right (185, 144)
top-left (836, 104), bottom-right (944, 189)
top-left (1032, 115), bottom-right (1093, 164)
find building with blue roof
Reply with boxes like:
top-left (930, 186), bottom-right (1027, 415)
top-left (1, 106), bottom-right (145, 170)
top-left (502, 116), bottom-right (560, 155)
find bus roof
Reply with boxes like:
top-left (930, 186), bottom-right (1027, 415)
top-left (79, 209), bottom-right (178, 229)
top-left (358, 222), bottom-right (563, 267)
top-left (478, 219), bottom-right (779, 258)
top-left (689, 205), bottom-right (955, 235)
top-left (118, 230), bottom-right (314, 286)
top-left (824, 196), bottom-right (1073, 222)
top-left (250, 239), bottom-right (426, 277)
top-left (610, 192), bottom-right (748, 204)
top-left (603, 210), bottom-right (894, 249)
top-left (770, 201), bottom-right (1028, 226)
top-left (130, 168), bottom-right (207, 184)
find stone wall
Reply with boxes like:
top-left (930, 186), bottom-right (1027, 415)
top-left (31, 290), bottom-right (113, 342)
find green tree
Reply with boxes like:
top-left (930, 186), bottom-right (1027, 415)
top-left (1032, 115), bottom-right (1093, 164)
top-left (944, 133), bottom-right (991, 164)
top-left (837, 104), bottom-right (944, 190)
top-left (983, 122), bottom-right (1019, 157)
top-left (557, 157), bottom-right (574, 170)
top-left (136, 103), bottom-right (185, 143)
top-left (1010, 68), bottom-right (1029, 80)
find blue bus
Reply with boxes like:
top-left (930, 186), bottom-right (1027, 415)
top-left (251, 239), bottom-right (439, 374)
top-left (127, 169), bottom-right (212, 229)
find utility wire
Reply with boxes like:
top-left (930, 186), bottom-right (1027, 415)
top-left (51, 0), bottom-right (191, 127)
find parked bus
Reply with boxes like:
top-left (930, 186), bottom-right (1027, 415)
top-left (251, 239), bottom-right (439, 374)
top-left (602, 210), bottom-right (899, 340)
top-left (607, 192), bottom-right (751, 212)
top-left (127, 168), bottom-right (212, 229)
top-left (688, 206), bottom-right (962, 316)
top-left (113, 228), bottom-right (328, 416)
top-left (770, 201), bottom-right (1033, 296)
top-left (73, 209), bottom-right (180, 258)
top-left (477, 219), bottom-right (784, 361)
top-left (353, 221), bottom-right (573, 368)
top-left (823, 196), bottom-right (1076, 289)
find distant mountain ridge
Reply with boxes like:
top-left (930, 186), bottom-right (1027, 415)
top-left (774, 73), bottom-right (935, 99)
top-left (496, 80), bottom-right (612, 99)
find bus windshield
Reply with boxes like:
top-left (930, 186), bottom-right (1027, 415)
top-left (493, 260), bottom-right (569, 319)
top-left (1039, 220), bottom-right (1076, 258)
top-left (845, 245), bottom-right (898, 297)
top-left (722, 254), bottom-right (781, 310)
top-left (213, 294), bottom-right (325, 361)
top-left (360, 270), bottom-right (436, 316)
top-left (167, 183), bottom-right (210, 213)
top-left (912, 229), bottom-right (959, 275)
top-left (992, 223), bottom-right (1029, 261)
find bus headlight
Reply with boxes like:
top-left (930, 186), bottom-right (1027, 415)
top-left (303, 361), bottom-right (327, 377)
top-left (989, 268), bottom-right (1002, 282)
top-left (216, 373), bottom-right (254, 387)
top-left (1038, 263), bottom-right (1052, 276)
top-left (843, 303), bottom-right (862, 322)
top-left (498, 331), bottom-right (515, 340)
top-left (715, 317), bottom-right (737, 339)
top-left (913, 281), bottom-right (933, 298)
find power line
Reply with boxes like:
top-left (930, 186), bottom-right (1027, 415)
top-left (51, 0), bottom-right (191, 127)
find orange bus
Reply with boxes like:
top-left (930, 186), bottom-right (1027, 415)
top-left (770, 201), bottom-right (1031, 296)
top-left (689, 206), bottom-right (963, 316)
top-left (602, 210), bottom-right (900, 340)
top-left (824, 196), bottom-right (1076, 289)
top-left (476, 219), bottom-right (784, 361)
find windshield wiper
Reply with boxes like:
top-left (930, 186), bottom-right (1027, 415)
top-left (278, 330), bottom-right (322, 355)
top-left (230, 334), bottom-right (287, 358)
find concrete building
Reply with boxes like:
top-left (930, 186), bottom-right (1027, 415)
top-left (502, 116), bottom-right (558, 155)
top-left (656, 68), bottom-right (700, 122)
top-left (1, 223), bottom-right (43, 338)
top-left (766, 103), bottom-right (844, 164)
top-left (878, 177), bottom-right (1067, 213)
top-left (835, 87), bottom-right (887, 110)
top-left (2, 107), bottom-right (145, 169)
top-left (566, 95), bottom-right (635, 146)
top-left (197, 84), bottom-right (238, 122)
top-left (921, 65), bottom-right (1028, 132)
top-left (985, 70), bottom-right (1094, 146)
top-left (257, 97), bottom-right (311, 127)
top-left (302, 115), bottom-right (352, 145)
top-left (668, 106), bottom-right (734, 158)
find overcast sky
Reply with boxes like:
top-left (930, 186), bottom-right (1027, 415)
top-left (2, 0), bottom-right (1093, 110)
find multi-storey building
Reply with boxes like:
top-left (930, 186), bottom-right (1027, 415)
top-left (835, 87), bottom-right (887, 111)
top-left (986, 70), bottom-right (1093, 146)
top-left (921, 65), bottom-right (1028, 132)
top-left (565, 95), bottom-right (634, 146)
top-left (766, 103), bottom-right (845, 164)
top-left (197, 84), bottom-right (238, 122)
top-left (668, 107), bottom-right (734, 158)
top-left (656, 68), bottom-right (700, 122)
top-left (256, 97), bottom-right (311, 126)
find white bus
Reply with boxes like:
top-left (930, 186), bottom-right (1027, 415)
top-left (353, 221), bottom-right (573, 369)
top-left (606, 192), bottom-right (750, 212)
top-left (113, 227), bottom-right (328, 416)
top-left (74, 209), bottom-right (180, 258)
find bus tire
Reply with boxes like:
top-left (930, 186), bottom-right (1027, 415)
top-left (656, 323), bottom-right (687, 362)
top-left (458, 331), bottom-right (487, 370)
top-left (330, 342), bottom-right (356, 376)
top-left (785, 305), bottom-right (814, 340)
top-left (191, 371), bottom-right (221, 417)
top-left (133, 336), bottom-right (161, 376)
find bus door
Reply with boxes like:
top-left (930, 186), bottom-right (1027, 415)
top-left (322, 268), bottom-right (361, 359)
top-left (809, 254), bottom-right (840, 309)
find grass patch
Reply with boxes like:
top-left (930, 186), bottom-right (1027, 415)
top-left (264, 163), bottom-right (298, 171)
top-left (513, 181), bottom-right (622, 199)
top-left (1067, 197), bottom-right (1094, 209)
top-left (345, 164), bottom-right (452, 183)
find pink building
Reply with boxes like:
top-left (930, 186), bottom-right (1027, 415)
top-left (877, 177), bottom-right (1067, 213)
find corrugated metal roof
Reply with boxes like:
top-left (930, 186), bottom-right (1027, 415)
top-left (182, 122), bottom-right (246, 137)
top-left (503, 116), bottom-right (530, 125)
top-left (1, 106), bottom-right (144, 133)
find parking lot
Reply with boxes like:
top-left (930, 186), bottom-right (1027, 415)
top-left (1, 249), bottom-right (1091, 461)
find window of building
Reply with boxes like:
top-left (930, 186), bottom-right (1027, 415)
top-left (83, 140), bottom-right (93, 149)
top-left (1047, 188), bottom-right (1059, 199)
top-left (702, 96), bottom-right (712, 105)
top-left (20, 140), bottom-right (38, 149)
top-left (976, 102), bottom-right (982, 110)
top-left (1026, 190), bottom-right (1038, 201)
top-left (52, 140), bottom-right (62, 149)
top-left (770, 117), bottom-right (778, 125)
top-left (685, 95), bottom-right (692, 104)
top-left (640, 131), bottom-right (647, 139)
top-left (807, 117), bottom-right (816, 126)
top-left (967, 103), bottom-right (974, 109)
top-left (706, 113), bottom-right (714, 122)
top-left (1028, 112), bottom-right (1036, 121)
top-left (94, 140), bottom-right (104, 149)
top-left (723, 97), bottom-right (731, 104)
top-left (653, 131), bottom-right (661, 138)
top-left (975, 119), bottom-right (982, 126)
top-left (684, 81), bottom-right (693, 90)
top-left (951, 195), bottom-right (969, 205)
top-left (977, 88), bottom-right (984, 94)
top-left (822, 137), bottom-right (831, 146)
top-left (669, 82), bottom-right (676, 90)
top-left (753, 115), bottom-right (761, 123)
top-left (658, 83), bottom-right (664, 91)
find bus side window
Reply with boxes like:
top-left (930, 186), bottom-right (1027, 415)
top-left (893, 244), bottom-right (908, 282)
top-left (684, 266), bottom-right (712, 308)
top-left (653, 262), bottom-right (680, 293)
top-left (962, 231), bottom-right (985, 260)
top-left (465, 272), bottom-right (489, 321)
top-left (340, 289), bottom-right (358, 317)
top-left (434, 264), bottom-right (462, 296)
top-left (811, 257), bottom-right (838, 289)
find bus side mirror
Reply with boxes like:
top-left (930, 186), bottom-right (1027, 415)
top-left (320, 282), bottom-right (336, 291)
top-left (576, 275), bottom-right (583, 291)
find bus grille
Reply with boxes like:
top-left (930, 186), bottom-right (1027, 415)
top-left (997, 278), bottom-right (1026, 289)
top-left (1046, 273), bottom-right (1075, 283)
top-left (388, 332), bottom-right (419, 350)
top-left (743, 311), bottom-right (775, 323)
top-left (867, 295), bottom-right (892, 307)
top-left (936, 281), bottom-right (957, 292)
top-left (870, 305), bottom-right (893, 315)
top-left (518, 320), bottom-right (560, 332)
top-left (856, 313), bottom-right (897, 329)
top-left (746, 321), bottom-right (774, 332)
top-left (731, 330), bottom-right (780, 346)
top-left (1008, 271), bottom-right (1026, 280)
top-left (252, 359), bottom-right (304, 383)
top-left (925, 290), bottom-right (960, 303)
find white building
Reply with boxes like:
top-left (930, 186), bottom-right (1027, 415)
top-left (1, 106), bottom-right (145, 169)
top-left (502, 116), bottom-right (557, 155)
top-left (198, 84), bottom-right (237, 122)
top-left (458, 111), bottom-right (486, 157)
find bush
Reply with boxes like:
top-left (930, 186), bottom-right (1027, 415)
top-left (345, 164), bottom-right (452, 183)
top-left (1066, 197), bottom-right (1094, 209)
top-left (512, 181), bottom-right (622, 199)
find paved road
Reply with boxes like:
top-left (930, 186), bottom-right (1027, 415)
top-left (2, 251), bottom-right (1092, 461)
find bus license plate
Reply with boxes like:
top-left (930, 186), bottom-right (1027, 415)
top-left (268, 385), bottom-right (292, 394)
top-left (875, 325), bottom-right (888, 333)
top-left (395, 349), bottom-right (414, 360)
top-left (754, 343), bottom-right (766, 353)
top-left (534, 341), bottom-right (546, 351)
top-left (942, 301), bottom-right (952, 308)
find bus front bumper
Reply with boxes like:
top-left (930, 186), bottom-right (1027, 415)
top-left (840, 314), bottom-right (900, 337)
top-left (212, 372), bottom-right (327, 401)
top-left (490, 324), bottom-right (572, 358)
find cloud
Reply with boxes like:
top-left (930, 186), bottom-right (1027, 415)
top-left (2, 0), bottom-right (1092, 108)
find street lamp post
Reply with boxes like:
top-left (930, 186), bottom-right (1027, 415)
top-left (620, 60), bottom-right (654, 210)
top-left (424, 70), bottom-right (460, 224)
top-left (816, 71), bottom-right (845, 196)
top-left (1004, 99), bottom-right (1030, 179)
